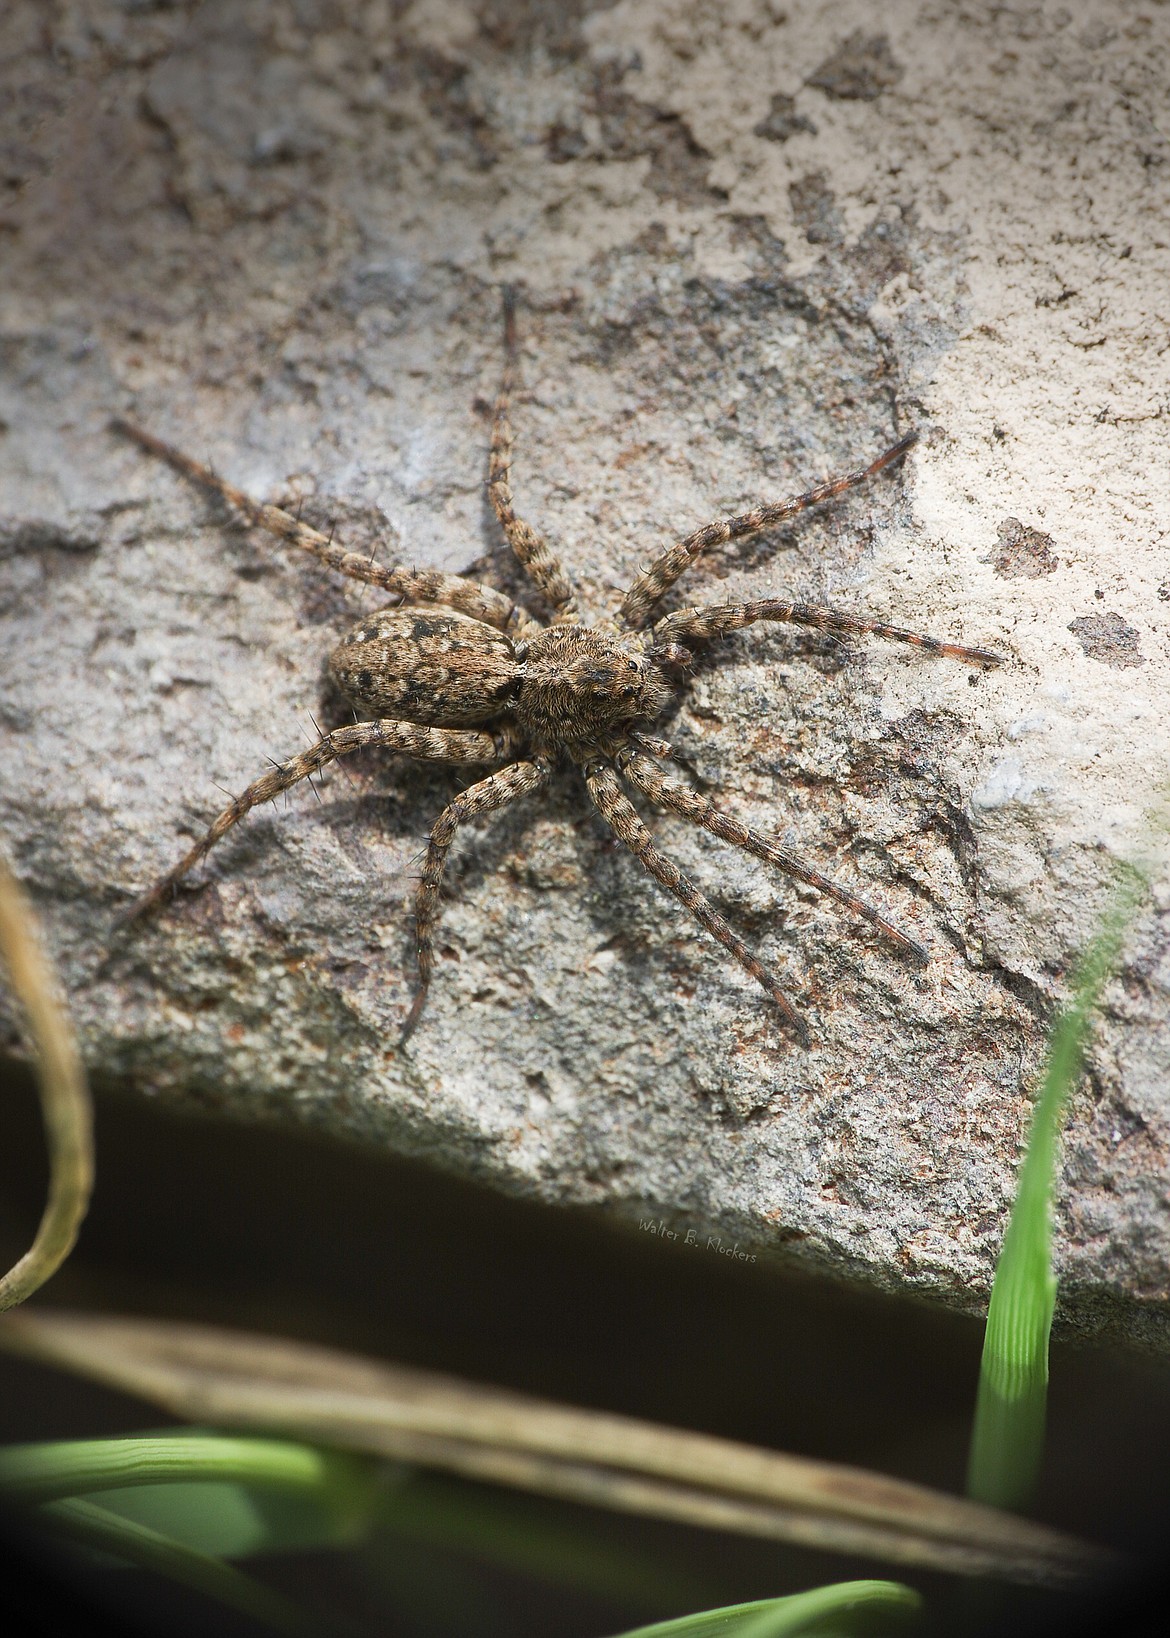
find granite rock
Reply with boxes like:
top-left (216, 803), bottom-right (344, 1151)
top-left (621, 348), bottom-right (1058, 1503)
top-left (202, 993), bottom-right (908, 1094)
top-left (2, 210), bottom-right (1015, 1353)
top-left (1, 0), bottom-right (1167, 1342)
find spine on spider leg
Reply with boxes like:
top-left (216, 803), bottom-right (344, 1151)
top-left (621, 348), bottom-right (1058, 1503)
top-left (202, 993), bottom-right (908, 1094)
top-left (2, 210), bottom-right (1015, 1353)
top-left (114, 415), bottom-right (520, 628)
top-left (115, 416), bottom-right (357, 562)
top-left (618, 752), bottom-right (929, 967)
top-left (113, 419), bottom-right (257, 517)
top-left (489, 287), bottom-right (521, 499)
top-left (114, 418), bottom-right (334, 569)
top-left (585, 765), bottom-right (810, 1044)
top-left (619, 432), bottom-right (921, 630)
top-left (114, 721), bottom-right (503, 938)
top-left (487, 286), bottom-right (581, 621)
top-left (398, 756), bottom-right (549, 1049)
top-left (114, 816), bottom-right (239, 929)
top-left (653, 598), bottom-right (1004, 667)
top-left (112, 745), bottom-right (335, 930)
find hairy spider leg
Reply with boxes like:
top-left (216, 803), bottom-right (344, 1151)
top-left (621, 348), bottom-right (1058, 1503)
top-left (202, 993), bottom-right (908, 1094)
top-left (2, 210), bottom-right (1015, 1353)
top-left (488, 288), bottom-right (580, 623)
top-left (403, 758), bottom-right (552, 1044)
top-left (619, 433), bottom-right (919, 630)
top-left (651, 597), bottom-right (1003, 665)
top-left (584, 763), bottom-right (810, 1043)
top-left (617, 750), bottom-right (928, 965)
top-left (623, 730), bottom-right (709, 789)
top-left (627, 731), bottom-right (679, 760)
top-left (120, 721), bottom-right (512, 925)
top-left (114, 418), bottom-right (520, 630)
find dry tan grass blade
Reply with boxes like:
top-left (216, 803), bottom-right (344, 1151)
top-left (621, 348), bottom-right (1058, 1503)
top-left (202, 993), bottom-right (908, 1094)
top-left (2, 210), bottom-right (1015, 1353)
top-left (0, 1308), bottom-right (1117, 1587)
top-left (0, 858), bottom-right (93, 1310)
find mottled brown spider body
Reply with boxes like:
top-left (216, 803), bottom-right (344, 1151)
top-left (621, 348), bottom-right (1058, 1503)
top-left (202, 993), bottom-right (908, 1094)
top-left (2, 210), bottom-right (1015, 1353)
top-left (331, 608), bottom-right (519, 726)
top-left (330, 606), bottom-right (671, 751)
top-left (117, 292), bottom-right (1000, 1046)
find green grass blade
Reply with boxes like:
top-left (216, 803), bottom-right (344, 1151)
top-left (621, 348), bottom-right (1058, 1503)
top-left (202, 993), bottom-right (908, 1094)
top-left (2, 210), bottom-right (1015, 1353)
top-left (608, 1579), bottom-right (921, 1638)
top-left (35, 1496), bottom-right (327, 1637)
top-left (967, 865), bottom-right (1148, 1510)
top-left (0, 1431), bottom-right (379, 1555)
top-left (0, 1430), bottom-right (369, 1505)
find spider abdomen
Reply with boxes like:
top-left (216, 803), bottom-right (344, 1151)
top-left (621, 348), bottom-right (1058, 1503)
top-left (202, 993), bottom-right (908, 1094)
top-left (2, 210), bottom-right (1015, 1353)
top-left (330, 608), bottom-right (520, 726)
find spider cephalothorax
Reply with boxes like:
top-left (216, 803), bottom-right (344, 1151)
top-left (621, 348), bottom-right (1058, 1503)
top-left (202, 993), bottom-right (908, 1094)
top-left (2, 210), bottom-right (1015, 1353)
top-left (513, 626), bottom-right (673, 750)
top-left (118, 291), bottom-right (1000, 1045)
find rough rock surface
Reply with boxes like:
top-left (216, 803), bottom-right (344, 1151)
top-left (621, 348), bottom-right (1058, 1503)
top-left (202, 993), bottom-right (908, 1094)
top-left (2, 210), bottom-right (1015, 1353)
top-left (2, 0), bottom-right (1168, 1343)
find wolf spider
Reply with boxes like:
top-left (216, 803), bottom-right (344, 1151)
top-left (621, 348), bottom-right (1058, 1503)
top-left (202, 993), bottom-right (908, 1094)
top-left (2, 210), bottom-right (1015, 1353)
top-left (118, 291), bottom-right (1000, 1045)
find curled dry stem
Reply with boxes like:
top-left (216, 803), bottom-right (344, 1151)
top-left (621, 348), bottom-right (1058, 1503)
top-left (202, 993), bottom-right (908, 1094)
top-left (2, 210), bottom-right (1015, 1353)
top-left (0, 853), bottom-right (93, 1310)
top-left (0, 1308), bottom-right (1119, 1588)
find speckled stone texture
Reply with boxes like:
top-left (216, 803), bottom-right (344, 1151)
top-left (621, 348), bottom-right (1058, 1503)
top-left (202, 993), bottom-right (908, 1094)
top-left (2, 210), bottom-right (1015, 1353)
top-left (2, 0), bottom-right (1168, 1343)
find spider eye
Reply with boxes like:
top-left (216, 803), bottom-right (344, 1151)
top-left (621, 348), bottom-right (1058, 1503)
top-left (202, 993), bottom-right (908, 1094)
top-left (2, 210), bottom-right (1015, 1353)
top-left (622, 684), bottom-right (637, 700)
top-left (627, 660), bottom-right (639, 672)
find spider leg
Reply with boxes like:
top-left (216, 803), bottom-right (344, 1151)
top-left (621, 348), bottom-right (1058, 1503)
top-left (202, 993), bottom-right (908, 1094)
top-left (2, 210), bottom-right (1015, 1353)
top-left (120, 721), bottom-right (514, 926)
top-left (402, 757), bottom-right (551, 1045)
top-left (627, 732), bottom-right (678, 761)
top-left (626, 731), bottom-right (709, 789)
top-left (487, 288), bottom-right (580, 623)
top-left (115, 419), bottom-right (520, 630)
top-left (616, 750), bottom-right (928, 965)
top-left (650, 597), bottom-right (1002, 667)
top-left (584, 762), bottom-right (809, 1044)
top-left (619, 434), bottom-right (917, 630)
